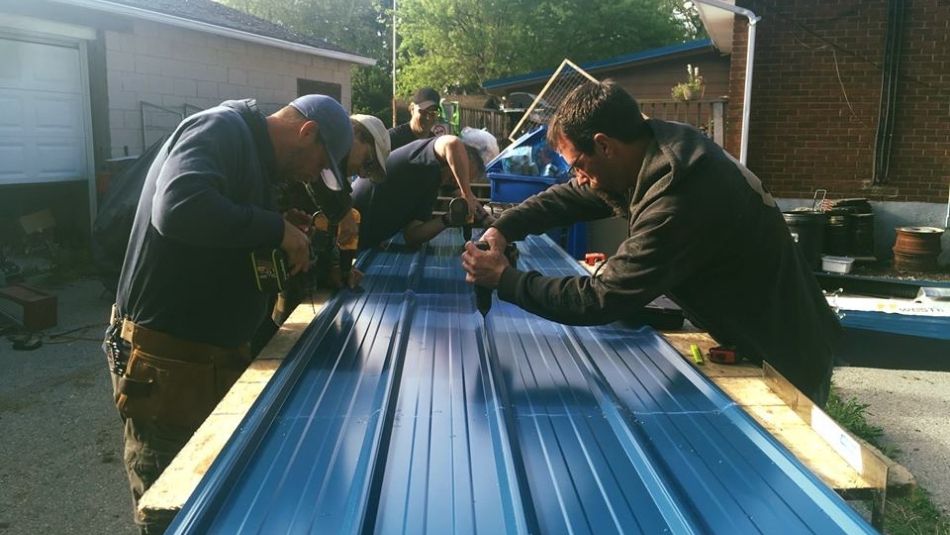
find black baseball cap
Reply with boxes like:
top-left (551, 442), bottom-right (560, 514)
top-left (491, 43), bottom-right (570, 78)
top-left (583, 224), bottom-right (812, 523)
top-left (412, 87), bottom-right (441, 110)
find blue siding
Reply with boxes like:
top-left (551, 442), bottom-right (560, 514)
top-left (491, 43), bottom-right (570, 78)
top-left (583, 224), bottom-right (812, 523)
top-left (170, 233), bottom-right (874, 534)
top-left (483, 39), bottom-right (714, 90)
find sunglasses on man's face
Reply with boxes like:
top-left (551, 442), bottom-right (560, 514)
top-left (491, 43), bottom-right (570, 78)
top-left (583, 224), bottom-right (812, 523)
top-left (417, 107), bottom-right (440, 119)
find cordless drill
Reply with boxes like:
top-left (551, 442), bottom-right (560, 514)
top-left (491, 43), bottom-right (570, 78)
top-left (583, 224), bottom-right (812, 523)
top-left (473, 240), bottom-right (519, 318)
top-left (313, 208), bottom-right (361, 286)
top-left (250, 247), bottom-right (289, 293)
top-left (474, 242), bottom-right (493, 317)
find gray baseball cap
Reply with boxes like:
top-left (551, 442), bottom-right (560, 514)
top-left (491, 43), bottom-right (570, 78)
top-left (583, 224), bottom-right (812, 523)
top-left (289, 94), bottom-right (353, 192)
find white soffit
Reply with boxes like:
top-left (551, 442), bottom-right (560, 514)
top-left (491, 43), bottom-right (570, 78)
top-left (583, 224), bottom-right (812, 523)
top-left (48, 0), bottom-right (375, 66)
top-left (0, 12), bottom-right (96, 41)
top-left (696, 0), bottom-right (736, 54)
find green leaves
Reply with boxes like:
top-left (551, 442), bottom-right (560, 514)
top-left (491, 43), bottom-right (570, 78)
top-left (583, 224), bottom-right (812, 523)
top-left (220, 0), bottom-right (704, 112)
top-left (395, 0), bottom-right (700, 95)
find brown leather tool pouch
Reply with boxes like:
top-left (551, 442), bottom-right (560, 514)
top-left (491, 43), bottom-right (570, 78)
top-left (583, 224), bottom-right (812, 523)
top-left (116, 348), bottom-right (216, 429)
top-left (115, 321), bottom-right (249, 430)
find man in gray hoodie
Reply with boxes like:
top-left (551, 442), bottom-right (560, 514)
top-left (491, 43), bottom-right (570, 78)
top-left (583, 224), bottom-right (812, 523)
top-left (462, 80), bottom-right (839, 405)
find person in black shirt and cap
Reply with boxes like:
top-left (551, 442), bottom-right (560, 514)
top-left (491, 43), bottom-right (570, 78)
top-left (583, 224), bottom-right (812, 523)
top-left (103, 94), bottom-right (353, 534)
top-left (389, 86), bottom-right (442, 150)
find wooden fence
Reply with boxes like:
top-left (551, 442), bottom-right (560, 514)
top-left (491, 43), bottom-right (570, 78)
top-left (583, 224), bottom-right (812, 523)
top-left (457, 107), bottom-right (513, 145)
top-left (456, 98), bottom-right (727, 148)
top-left (638, 98), bottom-right (727, 146)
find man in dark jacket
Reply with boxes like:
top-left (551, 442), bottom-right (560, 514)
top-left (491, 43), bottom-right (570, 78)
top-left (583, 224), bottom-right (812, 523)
top-left (104, 95), bottom-right (352, 533)
top-left (462, 81), bottom-right (839, 405)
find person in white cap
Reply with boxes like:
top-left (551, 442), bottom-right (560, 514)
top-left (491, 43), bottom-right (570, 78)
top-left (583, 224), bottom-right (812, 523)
top-left (255, 113), bottom-right (393, 336)
top-left (102, 94), bottom-right (353, 534)
top-left (348, 113), bottom-right (391, 182)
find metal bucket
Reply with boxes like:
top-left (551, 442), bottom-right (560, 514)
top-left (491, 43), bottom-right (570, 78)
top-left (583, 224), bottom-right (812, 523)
top-left (824, 210), bottom-right (854, 256)
top-left (850, 213), bottom-right (875, 257)
top-left (783, 210), bottom-right (826, 270)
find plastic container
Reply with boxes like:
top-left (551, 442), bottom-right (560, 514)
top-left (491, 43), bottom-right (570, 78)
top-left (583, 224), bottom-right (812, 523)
top-left (486, 126), bottom-right (588, 258)
top-left (489, 173), bottom-right (561, 203)
top-left (821, 255), bottom-right (855, 274)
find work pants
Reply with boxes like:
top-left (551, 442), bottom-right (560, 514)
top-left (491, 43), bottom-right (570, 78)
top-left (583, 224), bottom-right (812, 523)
top-left (106, 318), bottom-right (250, 534)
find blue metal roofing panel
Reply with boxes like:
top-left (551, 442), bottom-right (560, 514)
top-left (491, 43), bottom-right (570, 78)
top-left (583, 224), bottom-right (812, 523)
top-left (483, 39), bottom-right (714, 90)
top-left (840, 310), bottom-right (950, 340)
top-left (170, 233), bottom-right (875, 534)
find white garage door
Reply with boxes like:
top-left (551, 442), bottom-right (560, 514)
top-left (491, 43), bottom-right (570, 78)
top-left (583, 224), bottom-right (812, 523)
top-left (0, 37), bottom-right (88, 185)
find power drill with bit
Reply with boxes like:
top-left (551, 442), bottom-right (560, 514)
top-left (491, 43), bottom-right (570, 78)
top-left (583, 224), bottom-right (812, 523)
top-left (473, 240), bottom-right (519, 318)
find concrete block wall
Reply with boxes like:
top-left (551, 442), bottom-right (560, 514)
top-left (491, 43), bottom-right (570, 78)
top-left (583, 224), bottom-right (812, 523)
top-left (725, 0), bottom-right (950, 204)
top-left (104, 19), bottom-right (354, 157)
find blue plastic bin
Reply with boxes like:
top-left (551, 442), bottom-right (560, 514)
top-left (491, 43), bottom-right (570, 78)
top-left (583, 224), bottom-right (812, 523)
top-left (488, 172), bottom-right (561, 203)
top-left (486, 127), bottom-right (587, 258)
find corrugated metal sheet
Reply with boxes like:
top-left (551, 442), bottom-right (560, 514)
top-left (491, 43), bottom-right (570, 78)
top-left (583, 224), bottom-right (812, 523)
top-left (170, 233), bottom-right (875, 534)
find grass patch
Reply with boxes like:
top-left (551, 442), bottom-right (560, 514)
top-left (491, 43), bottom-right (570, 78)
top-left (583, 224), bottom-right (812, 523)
top-left (884, 487), bottom-right (950, 535)
top-left (825, 391), bottom-right (887, 451)
top-left (828, 389), bottom-right (950, 534)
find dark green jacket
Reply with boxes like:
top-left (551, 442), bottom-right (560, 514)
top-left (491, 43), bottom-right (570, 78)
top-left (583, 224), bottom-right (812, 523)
top-left (493, 119), bottom-right (840, 392)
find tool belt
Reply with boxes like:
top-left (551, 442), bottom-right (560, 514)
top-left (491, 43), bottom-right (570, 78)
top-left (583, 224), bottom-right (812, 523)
top-left (105, 305), bottom-right (251, 430)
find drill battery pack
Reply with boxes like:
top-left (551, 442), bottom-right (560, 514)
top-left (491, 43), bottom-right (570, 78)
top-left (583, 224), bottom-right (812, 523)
top-left (250, 248), bottom-right (289, 293)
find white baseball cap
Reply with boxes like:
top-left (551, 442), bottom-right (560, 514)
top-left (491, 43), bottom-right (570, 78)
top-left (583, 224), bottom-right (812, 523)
top-left (351, 114), bottom-right (391, 183)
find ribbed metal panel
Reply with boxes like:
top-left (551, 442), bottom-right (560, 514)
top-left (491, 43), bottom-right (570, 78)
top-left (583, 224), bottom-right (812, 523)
top-left (170, 233), bottom-right (875, 534)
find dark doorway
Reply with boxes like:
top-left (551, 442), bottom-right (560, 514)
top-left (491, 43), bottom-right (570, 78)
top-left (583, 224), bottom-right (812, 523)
top-left (297, 79), bottom-right (342, 102)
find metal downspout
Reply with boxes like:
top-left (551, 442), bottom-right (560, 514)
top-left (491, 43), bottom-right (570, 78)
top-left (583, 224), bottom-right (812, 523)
top-left (694, 0), bottom-right (761, 165)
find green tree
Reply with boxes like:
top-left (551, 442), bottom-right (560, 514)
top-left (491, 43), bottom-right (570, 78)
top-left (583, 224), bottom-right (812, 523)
top-left (221, 0), bottom-right (703, 112)
top-left (219, 0), bottom-right (393, 116)
top-left (395, 0), bottom-right (701, 95)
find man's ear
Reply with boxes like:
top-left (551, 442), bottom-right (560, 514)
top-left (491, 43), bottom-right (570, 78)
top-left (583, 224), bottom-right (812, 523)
top-left (299, 120), bottom-right (319, 143)
top-left (592, 132), bottom-right (611, 157)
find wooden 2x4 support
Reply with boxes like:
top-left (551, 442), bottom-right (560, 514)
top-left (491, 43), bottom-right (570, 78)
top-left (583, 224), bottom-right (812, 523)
top-left (662, 330), bottom-right (915, 531)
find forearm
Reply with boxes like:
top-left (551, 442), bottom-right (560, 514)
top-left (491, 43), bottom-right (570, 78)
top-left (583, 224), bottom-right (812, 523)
top-left (493, 181), bottom-right (612, 242)
top-left (444, 144), bottom-right (475, 198)
top-left (402, 216), bottom-right (448, 247)
top-left (496, 267), bottom-right (650, 326)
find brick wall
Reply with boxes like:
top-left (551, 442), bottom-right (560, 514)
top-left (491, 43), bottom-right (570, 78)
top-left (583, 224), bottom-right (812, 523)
top-left (726, 0), bottom-right (950, 203)
top-left (104, 20), bottom-right (354, 157)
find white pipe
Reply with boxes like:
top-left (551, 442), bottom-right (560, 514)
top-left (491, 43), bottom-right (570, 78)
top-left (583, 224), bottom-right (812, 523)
top-left (694, 0), bottom-right (761, 165)
top-left (945, 183), bottom-right (949, 228)
top-left (392, 0), bottom-right (398, 127)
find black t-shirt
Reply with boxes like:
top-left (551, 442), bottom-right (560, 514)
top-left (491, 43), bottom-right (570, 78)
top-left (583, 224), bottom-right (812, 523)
top-left (388, 122), bottom-right (428, 151)
top-left (352, 138), bottom-right (442, 248)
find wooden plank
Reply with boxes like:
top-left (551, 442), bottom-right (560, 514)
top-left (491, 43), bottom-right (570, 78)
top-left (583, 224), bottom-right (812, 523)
top-left (660, 331), bottom-right (763, 378)
top-left (762, 363), bottom-right (891, 493)
top-left (137, 290), bottom-right (331, 522)
top-left (661, 331), bottom-right (914, 503)
top-left (715, 377), bottom-right (874, 493)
